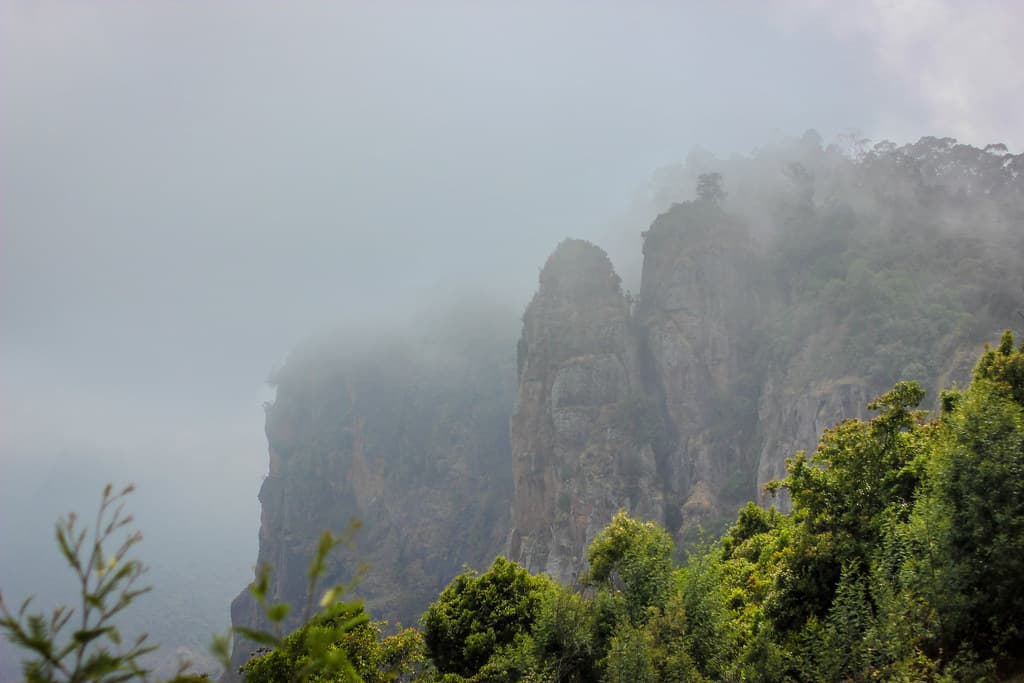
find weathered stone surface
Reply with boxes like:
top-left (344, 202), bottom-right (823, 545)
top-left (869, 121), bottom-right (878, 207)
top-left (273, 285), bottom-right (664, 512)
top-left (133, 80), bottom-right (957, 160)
top-left (506, 216), bottom-right (766, 579)
top-left (508, 239), bottom-right (662, 583)
top-left (224, 320), bottom-right (516, 679)
top-left (635, 203), bottom-right (760, 529)
top-left (755, 376), bottom-right (872, 509)
top-left (230, 157), bottom-right (1021, 680)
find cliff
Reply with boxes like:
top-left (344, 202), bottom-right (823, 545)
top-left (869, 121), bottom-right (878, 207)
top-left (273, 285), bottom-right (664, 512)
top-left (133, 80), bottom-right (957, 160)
top-left (507, 239), bottom-right (660, 581)
top-left (634, 201), bottom-right (761, 529)
top-left (226, 315), bottom-right (517, 676)
top-left (507, 137), bottom-right (1023, 573)
top-left (505, 212), bottom-right (766, 581)
top-left (228, 135), bottom-right (1024, 671)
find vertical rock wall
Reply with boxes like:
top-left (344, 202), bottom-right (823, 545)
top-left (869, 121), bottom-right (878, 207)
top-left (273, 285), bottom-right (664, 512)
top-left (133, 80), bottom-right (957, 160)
top-left (635, 203), bottom-right (760, 528)
top-left (231, 139), bottom-right (1023, 677)
top-left (507, 239), bottom-right (661, 583)
top-left (226, 327), bottom-right (516, 678)
top-left (507, 209), bottom-right (766, 577)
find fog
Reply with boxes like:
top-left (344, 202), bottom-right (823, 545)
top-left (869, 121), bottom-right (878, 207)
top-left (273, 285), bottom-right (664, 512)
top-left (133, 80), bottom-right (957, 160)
top-left (2, 1), bottom-right (1022, 677)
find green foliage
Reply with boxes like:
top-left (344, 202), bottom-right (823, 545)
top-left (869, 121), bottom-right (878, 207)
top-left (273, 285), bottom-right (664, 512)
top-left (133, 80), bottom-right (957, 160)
top-left (720, 502), bottom-right (780, 559)
top-left (765, 381), bottom-right (929, 632)
top-left (241, 606), bottom-right (425, 683)
top-left (911, 331), bottom-right (1024, 658)
top-left (0, 484), bottom-right (157, 683)
top-left (757, 137), bottom-right (1023, 391)
top-left (528, 584), bottom-right (599, 683)
top-left (974, 329), bottom-right (1024, 404)
top-left (676, 550), bottom-right (736, 680)
top-left (583, 511), bottom-right (674, 624)
top-left (603, 623), bottom-right (655, 683)
top-left (421, 557), bottom-right (552, 678)
top-left (683, 333), bottom-right (1024, 680)
top-left (643, 595), bottom-right (703, 682)
top-left (222, 524), bottom-right (376, 682)
top-left (0, 487), bottom-right (420, 683)
top-left (814, 564), bottom-right (872, 681)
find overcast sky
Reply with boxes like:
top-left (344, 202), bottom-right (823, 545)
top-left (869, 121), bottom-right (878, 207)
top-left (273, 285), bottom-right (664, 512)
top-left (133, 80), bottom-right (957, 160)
top-left (1, 0), bottom-right (1022, 671)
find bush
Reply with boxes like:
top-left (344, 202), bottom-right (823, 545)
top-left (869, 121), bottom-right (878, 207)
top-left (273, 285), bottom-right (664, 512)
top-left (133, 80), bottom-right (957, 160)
top-left (421, 557), bottom-right (552, 678)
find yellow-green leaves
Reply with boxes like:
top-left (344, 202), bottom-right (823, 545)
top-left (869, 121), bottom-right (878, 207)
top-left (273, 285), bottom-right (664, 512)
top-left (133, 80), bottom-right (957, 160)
top-left (584, 511), bottom-right (674, 624)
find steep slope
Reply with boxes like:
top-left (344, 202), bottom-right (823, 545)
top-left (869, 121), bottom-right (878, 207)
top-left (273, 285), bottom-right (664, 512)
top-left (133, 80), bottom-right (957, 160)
top-left (507, 239), bottom-right (662, 582)
top-left (230, 135), bottom-right (1024, 674)
top-left (226, 313), bottom-right (517, 675)
top-left (505, 211), bottom-right (767, 576)
top-left (508, 137), bottom-right (1024, 572)
top-left (749, 138), bottom-right (1024, 501)
top-left (635, 200), bottom-right (763, 530)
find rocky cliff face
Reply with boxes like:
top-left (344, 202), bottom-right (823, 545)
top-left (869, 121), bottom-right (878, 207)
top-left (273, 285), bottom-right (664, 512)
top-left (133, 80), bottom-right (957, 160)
top-left (226, 319), bottom-right (516, 676)
top-left (635, 202), bottom-right (761, 528)
top-left (507, 239), bottom-right (661, 582)
top-left (753, 334), bottom-right (997, 507)
top-left (506, 209), bottom-right (768, 578)
top-left (229, 136), bottom-right (1024, 673)
top-left (507, 187), bottom-right (1020, 575)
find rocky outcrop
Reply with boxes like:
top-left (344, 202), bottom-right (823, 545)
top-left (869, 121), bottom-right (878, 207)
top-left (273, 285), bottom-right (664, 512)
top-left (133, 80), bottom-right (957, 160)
top-left (506, 196), bottom-right (1016, 576)
top-left (230, 137), bottom-right (1024, 677)
top-left (754, 339), bottom-right (993, 507)
top-left (635, 202), bottom-right (761, 529)
top-left (755, 375), bottom-right (872, 507)
top-left (226, 319), bottom-right (516, 676)
top-left (507, 210), bottom-right (767, 577)
top-left (507, 239), bottom-right (661, 583)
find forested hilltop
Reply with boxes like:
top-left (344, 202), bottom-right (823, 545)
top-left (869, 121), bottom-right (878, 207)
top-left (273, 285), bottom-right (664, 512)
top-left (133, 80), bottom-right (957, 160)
top-left (224, 135), bottom-right (1024, 677)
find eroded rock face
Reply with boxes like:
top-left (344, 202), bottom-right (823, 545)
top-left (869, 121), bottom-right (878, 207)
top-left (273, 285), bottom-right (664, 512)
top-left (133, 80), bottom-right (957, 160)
top-left (754, 344), bottom-right (986, 509)
top-left (506, 211), bottom-right (769, 578)
top-left (506, 203), bottom-right (1005, 577)
top-left (508, 239), bottom-right (661, 583)
top-left (230, 143), bottom-right (1022, 676)
top-left (225, 323), bottom-right (516, 678)
top-left (754, 376), bottom-right (872, 508)
top-left (636, 203), bottom-right (761, 529)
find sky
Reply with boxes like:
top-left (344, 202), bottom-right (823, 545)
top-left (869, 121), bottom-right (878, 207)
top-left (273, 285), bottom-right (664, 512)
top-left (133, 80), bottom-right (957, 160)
top-left (1, 0), bottom-right (1022, 676)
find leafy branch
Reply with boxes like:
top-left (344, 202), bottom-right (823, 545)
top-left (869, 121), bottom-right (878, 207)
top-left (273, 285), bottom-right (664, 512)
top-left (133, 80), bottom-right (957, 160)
top-left (213, 522), bottom-right (370, 682)
top-left (0, 484), bottom-right (155, 683)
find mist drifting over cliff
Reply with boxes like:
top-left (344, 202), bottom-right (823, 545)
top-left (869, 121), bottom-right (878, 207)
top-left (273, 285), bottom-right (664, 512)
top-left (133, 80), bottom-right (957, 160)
top-left (2, 1), bottom-right (1023, 679)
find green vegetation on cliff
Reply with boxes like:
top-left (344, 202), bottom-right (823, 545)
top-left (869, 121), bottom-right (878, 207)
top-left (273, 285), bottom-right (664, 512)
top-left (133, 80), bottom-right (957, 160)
top-left (415, 331), bottom-right (1024, 682)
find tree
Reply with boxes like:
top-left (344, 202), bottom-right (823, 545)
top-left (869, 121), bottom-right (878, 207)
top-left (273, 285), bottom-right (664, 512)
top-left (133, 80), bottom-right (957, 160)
top-left (0, 486), bottom-right (377, 683)
top-left (583, 511), bottom-right (674, 624)
top-left (241, 607), bottom-right (425, 683)
top-left (765, 381), bottom-right (928, 631)
top-left (528, 584), bottom-right (599, 683)
top-left (695, 172), bottom-right (725, 204)
top-left (603, 623), bottom-right (656, 683)
top-left (913, 331), bottom-right (1024, 658)
top-left (421, 556), bottom-right (552, 677)
top-left (0, 485), bottom-right (158, 683)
